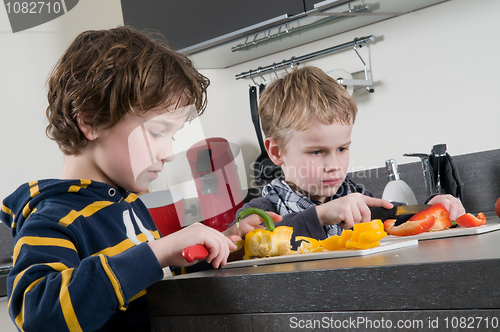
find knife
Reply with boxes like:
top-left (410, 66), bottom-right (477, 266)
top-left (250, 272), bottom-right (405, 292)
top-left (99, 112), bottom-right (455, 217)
top-left (369, 204), bottom-right (430, 222)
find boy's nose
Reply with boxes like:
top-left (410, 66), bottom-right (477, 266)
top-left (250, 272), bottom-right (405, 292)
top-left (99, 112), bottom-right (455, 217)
top-left (324, 164), bottom-right (341, 172)
top-left (163, 154), bottom-right (175, 163)
top-left (324, 156), bottom-right (341, 172)
top-left (157, 139), bottom-right (175, 163)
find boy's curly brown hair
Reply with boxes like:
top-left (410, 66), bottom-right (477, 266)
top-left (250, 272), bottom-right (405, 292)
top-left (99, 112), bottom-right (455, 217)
top-left (258, 66), bottom-right (357, 150)
top-left (46, 25), bottom-right (210, 155)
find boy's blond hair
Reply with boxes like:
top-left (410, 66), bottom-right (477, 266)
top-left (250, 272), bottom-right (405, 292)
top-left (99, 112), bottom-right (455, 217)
top-left (258, 66), bottom-right (357, 149)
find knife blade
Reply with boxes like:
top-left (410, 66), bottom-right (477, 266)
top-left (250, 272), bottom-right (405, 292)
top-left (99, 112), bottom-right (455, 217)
top-left (369, 204), bottom-right (430, 221)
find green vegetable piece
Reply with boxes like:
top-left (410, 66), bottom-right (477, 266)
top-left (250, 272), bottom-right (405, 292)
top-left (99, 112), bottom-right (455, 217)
top-left (236, 207), bottom-right (275, 232)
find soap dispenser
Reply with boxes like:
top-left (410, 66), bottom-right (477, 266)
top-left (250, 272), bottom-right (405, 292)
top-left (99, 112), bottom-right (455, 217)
top-left (382, 159), bottom-right (418, 205)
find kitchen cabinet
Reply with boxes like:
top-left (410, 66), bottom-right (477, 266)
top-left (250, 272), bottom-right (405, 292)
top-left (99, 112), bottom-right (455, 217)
top-left (120, 0), bottom-right (305, 52)
top-left (121, 0), bottom-right (448, 69)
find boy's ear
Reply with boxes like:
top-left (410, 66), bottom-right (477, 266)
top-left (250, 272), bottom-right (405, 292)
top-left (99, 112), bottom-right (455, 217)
top-left (76, 113), bottom-right (98, 140)
top-left (265, 138), bottom-right (284, 166)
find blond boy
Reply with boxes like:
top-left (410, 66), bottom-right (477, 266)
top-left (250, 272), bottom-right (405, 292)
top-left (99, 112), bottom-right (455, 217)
top-left (233, 66), bottom-right (464, 248)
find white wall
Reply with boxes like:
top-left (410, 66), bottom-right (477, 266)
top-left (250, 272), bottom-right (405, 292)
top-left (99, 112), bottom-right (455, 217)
top-left (194, 0), bottom-right (500, 188)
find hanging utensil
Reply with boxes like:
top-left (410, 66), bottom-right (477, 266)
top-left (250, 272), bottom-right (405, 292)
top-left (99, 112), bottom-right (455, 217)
top-left (250, 81), bottom-right (281, 186)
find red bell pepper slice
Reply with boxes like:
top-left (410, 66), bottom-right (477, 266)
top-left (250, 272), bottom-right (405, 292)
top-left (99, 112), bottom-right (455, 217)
top-left (409, 203), bottom-right (452, 231)
top-left (455, 212), bottom-right (487, 228)
top-left (384, 215), bottom-right (435, 236)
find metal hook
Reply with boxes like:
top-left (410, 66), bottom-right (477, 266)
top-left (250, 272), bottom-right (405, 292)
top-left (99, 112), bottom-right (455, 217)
top-left (243, 36), bottom-right (250, 47)
top-left (248, 72), bottom-right (258, 87)
top-left (257, 67), bottom-right (267, 85)
top-left (353, 38), bottom-right (374, 93)
top-left (290, 56), bottom-right (296, 69)
top-left (282, 60), bottom-right (289, 73)
top-left (272, 63), bottom-right (279, 79)
top-left (252, 33), bottom-right (259, 45)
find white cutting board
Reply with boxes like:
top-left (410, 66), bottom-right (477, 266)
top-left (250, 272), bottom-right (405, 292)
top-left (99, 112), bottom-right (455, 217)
top-left (223, 239), bottom-right (418, 269)
top-left (381, 222), bottom-right (500, 242)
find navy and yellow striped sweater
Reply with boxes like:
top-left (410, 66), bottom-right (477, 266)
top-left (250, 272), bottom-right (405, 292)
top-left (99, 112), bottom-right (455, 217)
top-left (0, 179), bottom-right (164, 331)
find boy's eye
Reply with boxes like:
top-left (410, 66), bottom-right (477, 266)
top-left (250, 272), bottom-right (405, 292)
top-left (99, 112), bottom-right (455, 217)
top-left (310, 150), bottom-right (322, 156)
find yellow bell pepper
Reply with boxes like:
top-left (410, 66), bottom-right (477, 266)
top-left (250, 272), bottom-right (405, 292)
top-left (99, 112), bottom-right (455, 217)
top-left (345, 219), bottom-right (386, 249)
top-left (237, 208), bottom-right (293, 259)
top-left (320, 235), bottom-right (344, 251)
top-left (338, 229), bottom-right (353, 247)
top-left (295, 220), bottom-right (387, 253)
top-left (295, 236), bottom-right (325, 253)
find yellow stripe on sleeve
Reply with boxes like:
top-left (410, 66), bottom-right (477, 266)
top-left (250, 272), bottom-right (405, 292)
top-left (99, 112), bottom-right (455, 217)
top-left (59, 268), bottom-right (83, 332)
top-left (92, 231), bottom-right (160, 258)
top-left (9, 262), bottom-right (69, 308)
top-left (1, 202), bottom-right (13, 216)
top-left (129, 289), bottom-right (146, 302)
top-left (58, 201), bottom-right (114, 227)
top-left (98, 255), bottom-right (126, 311)
top-left (93, 239), bottom-right (136, 257)
top-left (21, 204), bottom-right (32, 219)
top-left (14, 276), bottom-right (44, 331)
top-left (68, 186), bottom-right (81, 193)
top-left (28, 181), bottom-right (39, 198)
top-left (13, 237), bottom-right (77, 265)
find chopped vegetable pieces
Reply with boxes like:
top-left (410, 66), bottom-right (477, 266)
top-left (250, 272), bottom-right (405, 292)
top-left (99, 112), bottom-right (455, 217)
top-left (345, 219), bottom-right (386, 249)
top-left (296, 220), bottom-right (386, 253)
top-left (384, 215), bottom-right (435, 236)
top-left (455, 212), bottom-right (487, 228)
top-left (409, 203), bottom-right (452, 232)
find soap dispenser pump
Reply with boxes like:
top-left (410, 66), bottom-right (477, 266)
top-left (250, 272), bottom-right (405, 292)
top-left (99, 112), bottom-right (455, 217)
top-left (382, 159), bottom-right (418, 205)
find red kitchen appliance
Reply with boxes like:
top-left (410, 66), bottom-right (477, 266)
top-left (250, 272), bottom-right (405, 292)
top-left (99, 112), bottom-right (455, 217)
top-left (186, 138), bottom-right (244, 232)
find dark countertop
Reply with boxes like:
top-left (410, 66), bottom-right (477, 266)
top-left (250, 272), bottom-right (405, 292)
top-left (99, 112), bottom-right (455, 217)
top-left (148, 213), bottom-right (500, 331)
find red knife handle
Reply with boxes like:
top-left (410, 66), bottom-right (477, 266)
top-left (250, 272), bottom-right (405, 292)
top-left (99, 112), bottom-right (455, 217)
top-left (181, 244), bottom-right (209, 263)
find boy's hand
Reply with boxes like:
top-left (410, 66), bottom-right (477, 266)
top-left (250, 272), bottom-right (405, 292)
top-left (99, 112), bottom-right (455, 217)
top-left (223, 212), bottom-right (282, 239)
top-left (427, 194), bottom-right (465, 220)
top-left (149, 222), bottom-right (237, 269)
top-left (316, 193), bottom-right (393, 229)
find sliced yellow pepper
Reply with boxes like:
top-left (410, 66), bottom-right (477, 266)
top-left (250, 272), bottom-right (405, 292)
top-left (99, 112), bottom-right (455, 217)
top-left (346, 219), bottom-right (386, 249)
top-left (295, 237), bottom-right (325, 253)
top-left (319, 235), bottom-right (344, 251)
top-left (350, 219), bottom-right (384, 241)
top-left (338, 229), bottom-right (353, 247)
top-left (296, 236), bottom-right (321, 249)
top-left (295, 220), bottom-right (387, 253)
top-left (359, 229), bottom-right (387, 244)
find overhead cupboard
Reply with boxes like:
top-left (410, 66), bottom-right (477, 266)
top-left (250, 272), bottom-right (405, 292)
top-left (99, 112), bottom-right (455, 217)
top-left (121, 0), bottom-right (448, 69)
